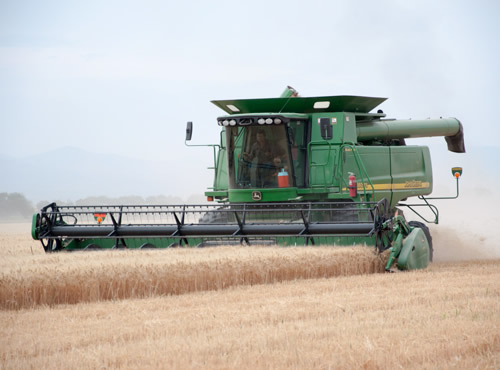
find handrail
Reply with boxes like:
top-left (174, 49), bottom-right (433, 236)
top-left (307, 141), bottom-right (375, 199)
top-left (342, 143), bottom-right (375, 199)
top-left (333, 143), bottom-right (375, 200)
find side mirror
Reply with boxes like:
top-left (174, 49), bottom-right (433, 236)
top-left (186, 121), bottom-right (193, 141)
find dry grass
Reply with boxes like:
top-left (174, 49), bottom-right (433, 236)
top-left (1, 260), bottom-right (499, 369)
top-left (0, 226), bottom-right (387, 309)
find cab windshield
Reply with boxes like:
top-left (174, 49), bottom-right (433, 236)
top-left (226, 121), bottom-right (307, 189)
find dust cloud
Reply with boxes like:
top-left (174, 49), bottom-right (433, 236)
top-left (420, 183), bottom-right (500, 262)
top-left (430, 225), bottom-right (494, 262)
top-left (417, 145), bottom-right (500, 262)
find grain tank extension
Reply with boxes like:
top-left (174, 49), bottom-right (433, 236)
top-left (32, 87), bottom-right (465, 271)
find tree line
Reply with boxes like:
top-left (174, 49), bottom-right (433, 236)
top-left (0, 193), bottom-right (205, 221)
top-left (0, 193), bottom-right (34, 221)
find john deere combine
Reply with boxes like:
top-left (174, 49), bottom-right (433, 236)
top-left (32, 87), bottom-right (465, 270)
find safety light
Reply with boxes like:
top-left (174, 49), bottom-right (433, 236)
top-left (451, 167), bottom-right (463, 178)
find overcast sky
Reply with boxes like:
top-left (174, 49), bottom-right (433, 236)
top-left (1, 0), bottom-right (499, 199)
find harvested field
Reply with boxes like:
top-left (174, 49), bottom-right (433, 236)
top-left (1, 224), bottom-right (500, 368)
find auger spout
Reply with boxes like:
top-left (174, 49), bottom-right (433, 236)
top-left (356, 118), bottom-right (465, 153)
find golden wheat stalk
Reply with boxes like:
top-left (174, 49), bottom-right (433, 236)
top-left (0, 246), bottom-right (388, 310)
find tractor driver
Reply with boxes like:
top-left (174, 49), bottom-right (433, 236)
top-left (242, 129), bottom-right (287, 187)
top-left (243, 129), bottom-right (274, 164)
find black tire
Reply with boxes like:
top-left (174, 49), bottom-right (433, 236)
top-left (408, 221), bottom-right (433, 262)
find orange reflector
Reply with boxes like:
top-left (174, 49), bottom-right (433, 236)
top-left (207, 196), bottom-right (214, 202)
top-left (94, 213), bottom-right (106, 224)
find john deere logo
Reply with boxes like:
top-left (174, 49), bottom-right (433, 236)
top-left (251, 191), bottom-right (262, 201)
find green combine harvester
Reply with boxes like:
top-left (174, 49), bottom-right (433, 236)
top-left (32, 87), bottom-right (465, 271)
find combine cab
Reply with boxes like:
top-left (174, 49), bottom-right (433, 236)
top-left (32, 87), bottom-right (465, 271)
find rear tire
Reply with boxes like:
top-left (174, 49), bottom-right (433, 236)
top-left (408, 221), bottom-right (433, 262)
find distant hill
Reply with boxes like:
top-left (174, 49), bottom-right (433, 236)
top-left (0, 147), bottom-right (212, 203)
top-left (0, 144), bottom-right (498, 205)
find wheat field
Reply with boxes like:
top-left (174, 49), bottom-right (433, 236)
top-left (0, 224), bottom-right (388, 310)
top-left (1, 223), bottom-right (499, 369)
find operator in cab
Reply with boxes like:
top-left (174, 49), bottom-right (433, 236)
top-left (242, 129), bottom-right (287, 187)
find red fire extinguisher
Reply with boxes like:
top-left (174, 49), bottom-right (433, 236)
top-left (348, 172), bottom-right (357, 197)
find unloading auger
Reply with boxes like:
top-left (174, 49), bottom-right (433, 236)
top-left (32, 87), bottom-right (465, 271)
